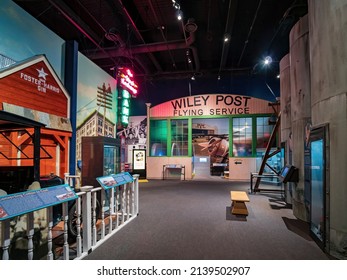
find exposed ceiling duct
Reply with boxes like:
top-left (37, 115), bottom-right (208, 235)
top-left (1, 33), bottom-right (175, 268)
top-left (88, 28), bottom-right (196, 59)
top-left (13, 0), bottom-right (306, 80)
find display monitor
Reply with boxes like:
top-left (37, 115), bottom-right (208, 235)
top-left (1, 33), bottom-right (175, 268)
top-left (281, 166), bottom-right (291, 178)
top-left (280, 165), bottom-right (298, 183)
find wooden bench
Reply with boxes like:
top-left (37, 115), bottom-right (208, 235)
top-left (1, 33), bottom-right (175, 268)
top-left (230, 191), bottom-right (250, 216)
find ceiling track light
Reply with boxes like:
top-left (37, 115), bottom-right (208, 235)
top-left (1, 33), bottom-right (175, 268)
top-left (264, 56), bottom-right (272, 65)
top-left (172, 0), bottom-right (180, 10)
top-left (176, 10), bottom-right (183, 21)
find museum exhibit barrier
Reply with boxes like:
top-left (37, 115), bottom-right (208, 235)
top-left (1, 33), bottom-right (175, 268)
top-left (0, 173), bottom-right (139, 260)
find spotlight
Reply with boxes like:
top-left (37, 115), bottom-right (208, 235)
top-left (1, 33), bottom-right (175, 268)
top-left (176, 10), bottom-right (183, 21)
top-left (224, 33), bottom-right (230, 42)
top-left (264, 56), bottom-right (272, 65)
top-left (191, 75), bottom-right (195, 80)
top-left (276, 74), bottom-right (280, 79)
top-left (172, 0), bottom-right (180, 10)
top-left (217, 75), bottom-right (221, 80)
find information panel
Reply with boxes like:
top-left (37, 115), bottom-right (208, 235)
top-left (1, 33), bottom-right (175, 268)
top-left (0, 184), bottom-right (77, 221)
top-left (133, 149), bottom-right (146, 170)
top-left (96, 172), bottom-right (134, 190)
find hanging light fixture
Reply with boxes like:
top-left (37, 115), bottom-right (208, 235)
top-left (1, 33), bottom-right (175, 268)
top-left (176, 9), bottom-right (183, 21)
top-left (264, 56), bottom-right (273, 65)
top-left (172, 0), bottom-right (180, 10)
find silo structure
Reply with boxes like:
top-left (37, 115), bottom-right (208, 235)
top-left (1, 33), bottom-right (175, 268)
top-left (279, 54), bottom-right (293, 205)
top-left (289, 15), bottom-right (311, 221)
top-left (308, 0), bottom-right (347, 259)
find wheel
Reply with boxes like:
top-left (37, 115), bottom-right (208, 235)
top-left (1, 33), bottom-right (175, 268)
top-left (67, 199), bottom-right (101, 241)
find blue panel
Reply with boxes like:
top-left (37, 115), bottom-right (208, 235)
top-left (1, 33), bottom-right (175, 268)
top-left (310, 139), bottom-right (324, 241)
top-left (0, 184), bottom-right (77, 220)
top-left (96, 172), bottom-right (134, 190)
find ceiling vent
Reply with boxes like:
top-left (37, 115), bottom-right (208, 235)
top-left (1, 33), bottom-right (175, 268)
top-left (185, 18), bottom-right (198, 33)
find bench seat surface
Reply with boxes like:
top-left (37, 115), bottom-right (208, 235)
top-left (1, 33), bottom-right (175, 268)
top-left (230, 191), bottom-right (250, 202)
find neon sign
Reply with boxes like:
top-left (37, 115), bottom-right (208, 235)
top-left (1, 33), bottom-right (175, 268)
top-left (120, 89), bottom-right (130, 125)
top-left (118, 68), bottom-right (138, 96)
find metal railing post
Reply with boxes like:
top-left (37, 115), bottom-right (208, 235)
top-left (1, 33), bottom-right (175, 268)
top-left (132, 174), bottom-right (140, 215)
top-left (81, 186), bottom-right (93, 254)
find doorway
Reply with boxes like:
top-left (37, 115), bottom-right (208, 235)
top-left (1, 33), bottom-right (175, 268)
top-left (309, 125), bottom-right (329, 251)
top-left (192, 118), bottom-right (229, 179)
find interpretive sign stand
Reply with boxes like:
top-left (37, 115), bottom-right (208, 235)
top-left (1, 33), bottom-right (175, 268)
top-left (0, 184), bottom-right (77, 220)
top-left (96, 172), bottom-right (134, 190)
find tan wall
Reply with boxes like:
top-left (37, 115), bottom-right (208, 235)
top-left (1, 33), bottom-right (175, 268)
top-left (228, 157), bottom-right (256, 181)
top-left (147, 156), bottom-right (256, 181)
top-left (147, 157), bottom-right (193, 180)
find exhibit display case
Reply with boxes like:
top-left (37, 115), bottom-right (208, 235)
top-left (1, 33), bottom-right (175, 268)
top-left (81, 136), bottom-right (121, 187)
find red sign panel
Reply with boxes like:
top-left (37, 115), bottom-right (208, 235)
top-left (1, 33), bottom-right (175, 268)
top-left (0, 56), bottom-right (69, 117)
top-left (118, 67), bottom-right (138, 96)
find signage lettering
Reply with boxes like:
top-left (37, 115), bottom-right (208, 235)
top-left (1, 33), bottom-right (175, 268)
top-left (173, 109), bottom-right (204, 116)
top-left (209, 107), bottom-right (250, 115)
top-left (118, 68), bottom-right (138, 96)
top-left (171, 94), bottom-right (251, 116)
top-left (171, 95), bottom-right (210, 109)
top-left (215, 95), bottom-right (251, 106)
top-left (19, 71), bottom-right (60, 94)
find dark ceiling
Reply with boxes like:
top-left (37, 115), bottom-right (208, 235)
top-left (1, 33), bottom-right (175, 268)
top-left (13, 0), bottom-right (307, 81)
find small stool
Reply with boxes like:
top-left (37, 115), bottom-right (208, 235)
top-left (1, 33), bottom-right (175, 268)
top-left (230, 191), bottom-right (250, 216)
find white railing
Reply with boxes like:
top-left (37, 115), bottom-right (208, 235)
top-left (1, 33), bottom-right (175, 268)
top-left (0, 173), bottom-right (139, 260)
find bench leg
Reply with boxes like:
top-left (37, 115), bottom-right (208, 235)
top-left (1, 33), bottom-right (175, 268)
top-left (231, 201), bottom-right (249, 216)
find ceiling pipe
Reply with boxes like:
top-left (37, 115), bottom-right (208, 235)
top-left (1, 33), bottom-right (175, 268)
top-left (237, 0), bottom-right (263, 66)
top-left (93, 0), bottom-right (199, 74)
top-left (49, 0), bottom-right (151, 75)
top-left (147, 0), bottom-right (177, 69)
top-left (190, 46), bottom-right (200, 72)
top-left (88, 31), bottom-right (196, 60)
top-left (184, 18), bottom-right (200, 73)
top-left (218, 0), bottom-right (238, 73)
top-left (115, 0), bottom-right (163, 72)
top-left (130, 66), bottom-right (252, 80)
top-left (47, 0), bottom-right (116, 65)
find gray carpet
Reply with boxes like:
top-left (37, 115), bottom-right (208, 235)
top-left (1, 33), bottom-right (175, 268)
top-left (84, 179), bottom-right (329, 260)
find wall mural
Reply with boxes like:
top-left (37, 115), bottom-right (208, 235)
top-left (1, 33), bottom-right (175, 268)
top-left (192, 118), bottom-right (229, 176)
top-left (117, 116), bottom-right (147, 146)
top-left (0, 1), bottom-right (119, 259)
top-left (0, 0), bottom-right (67, 259)
top-left (75, 53), bottom-right (118, 163)
top-left (0, 0), bottom-right (64, 77)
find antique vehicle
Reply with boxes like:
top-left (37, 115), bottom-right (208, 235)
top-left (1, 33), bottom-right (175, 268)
top-left (0, 111), bottom-right (77, 258)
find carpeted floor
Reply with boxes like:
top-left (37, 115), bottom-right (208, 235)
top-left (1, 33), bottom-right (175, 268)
top-left (84, 178), bottom-right (330, 260)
